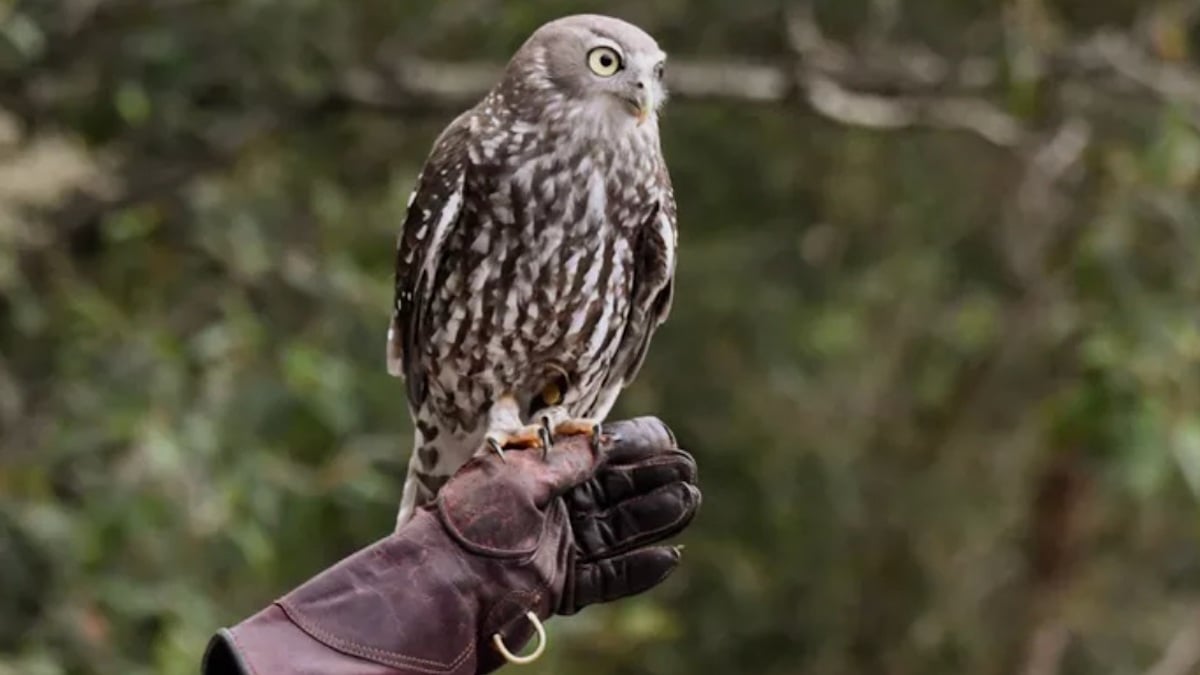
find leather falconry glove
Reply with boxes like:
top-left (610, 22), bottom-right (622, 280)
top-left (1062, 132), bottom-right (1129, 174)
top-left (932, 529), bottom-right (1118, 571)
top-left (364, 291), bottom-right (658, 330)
top-left (202, 416), bottom-right (701, 675)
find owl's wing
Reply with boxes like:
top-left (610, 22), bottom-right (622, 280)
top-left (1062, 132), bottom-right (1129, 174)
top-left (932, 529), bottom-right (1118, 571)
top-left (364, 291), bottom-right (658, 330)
top-left (615, 167), bottom-right (678, 387)
top-left (387, 115), bottom-right (471, 408)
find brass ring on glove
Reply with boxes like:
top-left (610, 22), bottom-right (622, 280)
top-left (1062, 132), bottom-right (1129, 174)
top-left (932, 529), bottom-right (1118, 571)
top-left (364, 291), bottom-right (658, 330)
top-left (491, 611), bottom-right (547, 665)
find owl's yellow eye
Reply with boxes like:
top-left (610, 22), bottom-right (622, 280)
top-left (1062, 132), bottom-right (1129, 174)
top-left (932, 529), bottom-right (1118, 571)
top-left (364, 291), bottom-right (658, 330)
top-left (587, 47), bottom-right (623, 77)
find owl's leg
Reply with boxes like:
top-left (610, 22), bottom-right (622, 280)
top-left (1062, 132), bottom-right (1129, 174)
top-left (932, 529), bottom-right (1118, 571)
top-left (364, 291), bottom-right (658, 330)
top-left (482, 394), bottom-right (546, 459)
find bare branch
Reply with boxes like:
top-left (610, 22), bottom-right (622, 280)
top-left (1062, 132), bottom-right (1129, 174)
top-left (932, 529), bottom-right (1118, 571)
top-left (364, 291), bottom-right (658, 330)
top-left (1015, 117), bottom-right (1093, 227)
top-left (324, 2), bottom-right (1026, 148)
top-left (801, 74), bottom-right (918, 128)
top-left (801, 74), bottom-right (1025, 147)
top-left (667, 62), bottom-right (790, 102)
top-left (1082, 31), bottom-right (1200, 126)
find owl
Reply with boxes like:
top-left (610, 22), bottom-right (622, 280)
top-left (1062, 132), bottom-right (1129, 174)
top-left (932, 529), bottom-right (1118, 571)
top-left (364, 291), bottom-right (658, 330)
top-left (388, 14), bottom-right (677, 525)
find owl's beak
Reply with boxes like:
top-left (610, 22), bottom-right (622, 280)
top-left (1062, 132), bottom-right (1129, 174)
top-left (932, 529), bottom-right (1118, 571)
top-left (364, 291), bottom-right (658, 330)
top-left (636, 102), bottom-right (652, 125)
top-left (626, 82), bottom-right (655, 125)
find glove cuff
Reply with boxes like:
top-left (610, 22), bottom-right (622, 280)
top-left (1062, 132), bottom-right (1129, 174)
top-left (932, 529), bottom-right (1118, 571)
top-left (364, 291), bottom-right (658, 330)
top-left (209, 507), bottom-right (561, 675)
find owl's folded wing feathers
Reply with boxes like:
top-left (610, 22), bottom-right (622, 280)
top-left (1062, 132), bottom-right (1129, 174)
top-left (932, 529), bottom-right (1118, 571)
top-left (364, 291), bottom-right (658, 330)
top-left (388, 116), bottom-right (472, 409)
top-left (614, 165), bottom-right (678, 387)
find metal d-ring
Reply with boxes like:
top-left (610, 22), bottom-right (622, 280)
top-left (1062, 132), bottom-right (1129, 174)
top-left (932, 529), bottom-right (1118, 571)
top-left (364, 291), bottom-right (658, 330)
top-left (491, 611), bottom-right (547, 665)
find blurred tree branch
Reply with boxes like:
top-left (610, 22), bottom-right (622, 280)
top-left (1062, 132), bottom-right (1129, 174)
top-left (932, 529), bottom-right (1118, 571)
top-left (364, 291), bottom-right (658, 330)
top-left (5, 0), bottom-right (1198, 170)
top-left (329, 5), bottom-right (1200, 151)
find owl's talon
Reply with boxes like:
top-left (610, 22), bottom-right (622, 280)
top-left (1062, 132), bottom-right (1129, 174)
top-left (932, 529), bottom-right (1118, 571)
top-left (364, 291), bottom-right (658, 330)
top-left (481, 423), bottom-right (544, 459)
top-left (538, 415), bottom-right (554, 460)
top-left (483, 409), bottom-right (598, 462)
top-left (486, 436), bottom-right (507, 462)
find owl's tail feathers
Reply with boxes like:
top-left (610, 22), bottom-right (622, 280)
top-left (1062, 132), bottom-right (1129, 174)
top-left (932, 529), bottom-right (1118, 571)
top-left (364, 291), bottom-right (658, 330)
top-left (395, 458), bottom-right (449, 529)
top-left (395, 424), bottom-right (475, 530)
top-left (395, 475), bottom-right (428, 529)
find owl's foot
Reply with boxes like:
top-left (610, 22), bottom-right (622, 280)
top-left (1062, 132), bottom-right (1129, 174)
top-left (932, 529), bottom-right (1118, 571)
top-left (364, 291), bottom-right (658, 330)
top-left (484, 424), bottom-right (545, 462)
top-left (535, 407), bottom-right (602, 459)
top-left (483, 411), bottom-right (602, 462)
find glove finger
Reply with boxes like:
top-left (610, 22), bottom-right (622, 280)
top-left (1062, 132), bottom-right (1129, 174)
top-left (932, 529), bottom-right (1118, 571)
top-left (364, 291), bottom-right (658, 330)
top-left (532, 432), bottom-right (605, 501)
top-left (574, 482), bottom-right (701, 561)
top-left (598, 417), bottom-right (677, 466)
top-left (566, 449), bottom-right (697, 514)
top-left (565, 546), bottom-right (683, 614)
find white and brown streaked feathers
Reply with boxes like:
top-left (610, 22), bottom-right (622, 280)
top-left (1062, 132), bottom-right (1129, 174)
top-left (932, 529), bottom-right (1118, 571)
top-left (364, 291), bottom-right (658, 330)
top-left (387, 116), bottom-right (470, 412)
top-left (389, 120), bottom-right (676, 420)
top-left (610, 167), bottom-right (675, 388)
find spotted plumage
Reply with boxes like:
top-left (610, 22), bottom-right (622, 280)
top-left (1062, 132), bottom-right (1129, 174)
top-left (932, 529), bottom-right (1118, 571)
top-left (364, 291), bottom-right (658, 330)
top-left (389, 14), bottom-right (677, 525)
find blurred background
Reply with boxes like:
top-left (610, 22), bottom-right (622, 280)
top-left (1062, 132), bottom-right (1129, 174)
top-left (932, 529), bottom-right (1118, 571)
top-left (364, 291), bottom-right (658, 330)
top-left (3, 0), bottom-right (1200, 673)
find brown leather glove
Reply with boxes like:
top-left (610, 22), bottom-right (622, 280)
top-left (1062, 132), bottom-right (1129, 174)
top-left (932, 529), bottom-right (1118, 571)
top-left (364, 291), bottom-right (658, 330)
top-left (202, 416), bottom-right (700, 675)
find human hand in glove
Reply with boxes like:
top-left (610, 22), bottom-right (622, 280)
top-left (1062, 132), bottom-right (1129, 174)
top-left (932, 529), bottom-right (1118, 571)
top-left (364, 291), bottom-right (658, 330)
top-left (203, 416), bottom-right (701, 675)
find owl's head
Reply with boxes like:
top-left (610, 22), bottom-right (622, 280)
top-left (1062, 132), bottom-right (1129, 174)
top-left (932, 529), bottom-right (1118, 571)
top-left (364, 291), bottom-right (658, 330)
top-left (511, 14), bottom-right (668, 129)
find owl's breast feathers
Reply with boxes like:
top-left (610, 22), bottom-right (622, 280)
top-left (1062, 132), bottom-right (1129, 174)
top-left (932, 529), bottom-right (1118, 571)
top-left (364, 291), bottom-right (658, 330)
top-left (390, 94), bottom-right (676, 432)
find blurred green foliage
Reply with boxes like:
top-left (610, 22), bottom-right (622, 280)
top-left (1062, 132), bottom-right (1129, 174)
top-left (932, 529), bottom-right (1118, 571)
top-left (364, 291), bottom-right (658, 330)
top-left (3, 1), bottom-right (1200, 674)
